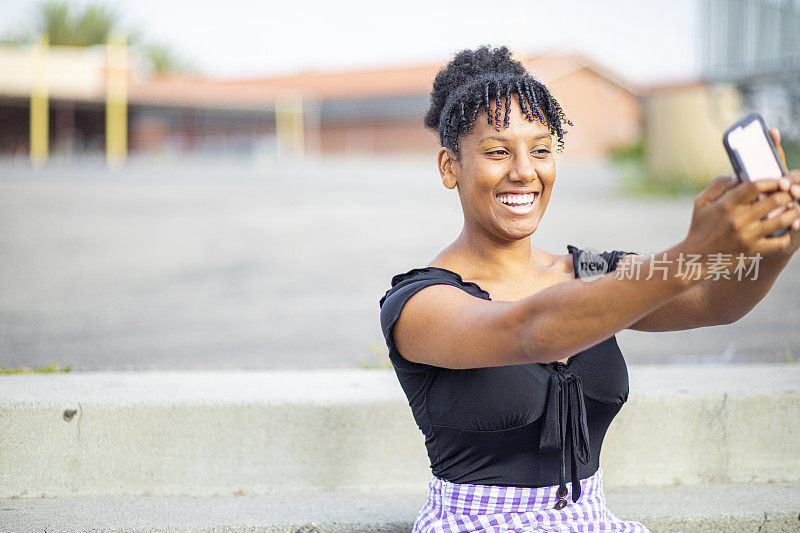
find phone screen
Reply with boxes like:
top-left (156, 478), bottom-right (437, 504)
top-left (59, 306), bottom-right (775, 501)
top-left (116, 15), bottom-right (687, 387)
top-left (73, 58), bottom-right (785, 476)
top-left (724, 114), bottom-right (791, 237)
top-left (726, 119), bottom-right (783, 180)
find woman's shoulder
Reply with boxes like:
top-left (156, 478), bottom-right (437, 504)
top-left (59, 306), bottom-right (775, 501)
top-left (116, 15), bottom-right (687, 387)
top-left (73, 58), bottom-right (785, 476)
top-left (378, 265), bottom-right (491, 374)
top-left (380, 265), bottom-right (490, 307)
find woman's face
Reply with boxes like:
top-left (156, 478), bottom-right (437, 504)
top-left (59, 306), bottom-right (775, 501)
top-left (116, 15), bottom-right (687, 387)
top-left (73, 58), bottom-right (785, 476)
top-left (440, 96), bottom-right (556, 242)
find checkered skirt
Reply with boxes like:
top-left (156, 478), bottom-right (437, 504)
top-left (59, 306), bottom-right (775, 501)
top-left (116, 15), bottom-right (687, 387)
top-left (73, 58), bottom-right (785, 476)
top-left (413, 466), bottom-right (653, 532)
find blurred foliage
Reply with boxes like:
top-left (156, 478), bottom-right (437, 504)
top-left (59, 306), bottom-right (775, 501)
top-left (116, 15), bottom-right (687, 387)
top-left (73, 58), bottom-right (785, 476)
top-left (359, 343), bottom-right (393, 369)
top-left (0, 362), bottom-right (73, 374)
top-left (0, 1), bottom-right (193, 74)
top-left (608, 136), bottom-right (646, 166)
top-left (783, 136), bottom-right (800, 171)
top-left (610, 126), bottom-right (800, 198)
top-left (1, 1), bottom-right (119, 46)
top-left (618, 168), bottom-right (709, 197)
top-left (41, 1), bottom-right (115, 46)
top-left (775, 346), bottom-right (799, 364)
top-left (609, 137), bottom-right (707, 198)
top-left (141, 42), bottom-right (194, 75)
top-left (0, 30), bottom-right (34, 46)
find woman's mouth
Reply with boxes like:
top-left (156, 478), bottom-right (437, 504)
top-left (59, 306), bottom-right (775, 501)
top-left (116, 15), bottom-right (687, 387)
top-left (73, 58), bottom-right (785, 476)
top-left (496, 192), bottom-right (539, 214)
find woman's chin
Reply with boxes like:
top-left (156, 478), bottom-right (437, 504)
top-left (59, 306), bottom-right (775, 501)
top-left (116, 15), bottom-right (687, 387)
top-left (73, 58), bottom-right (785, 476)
top-left (497, 220), bottom-right (540, 241)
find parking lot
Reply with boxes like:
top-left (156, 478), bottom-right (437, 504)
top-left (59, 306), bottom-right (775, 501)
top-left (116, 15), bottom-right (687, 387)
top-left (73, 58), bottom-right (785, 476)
top-left (1, 156), bottom-right (798, 370)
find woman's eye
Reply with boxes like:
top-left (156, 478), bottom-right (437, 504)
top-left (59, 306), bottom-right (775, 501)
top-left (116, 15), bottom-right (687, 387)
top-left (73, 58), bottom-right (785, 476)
top-left (486, 148), bottom-right (549, 156)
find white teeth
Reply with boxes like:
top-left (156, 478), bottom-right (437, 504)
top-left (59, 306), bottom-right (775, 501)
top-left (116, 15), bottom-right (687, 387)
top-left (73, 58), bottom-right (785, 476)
top-left (497, 193), bottom-right (537, 205)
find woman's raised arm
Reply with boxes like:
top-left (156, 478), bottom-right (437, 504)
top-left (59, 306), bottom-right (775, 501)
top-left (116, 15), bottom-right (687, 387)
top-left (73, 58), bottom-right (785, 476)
top-left (392, 176), bottom-right (798, 369)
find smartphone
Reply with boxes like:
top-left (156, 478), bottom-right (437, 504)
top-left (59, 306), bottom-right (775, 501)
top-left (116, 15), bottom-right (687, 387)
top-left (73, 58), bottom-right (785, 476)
top-left (722, 113), bottom-right (792, 238)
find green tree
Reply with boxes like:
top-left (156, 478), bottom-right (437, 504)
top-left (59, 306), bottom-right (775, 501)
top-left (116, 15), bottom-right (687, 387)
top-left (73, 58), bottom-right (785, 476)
top-left (1, 1), bottom-right (191, 74)
top-left (141, 42), bottom-right (193, 75)
top-left (41, 1), bottom-right (116, 46)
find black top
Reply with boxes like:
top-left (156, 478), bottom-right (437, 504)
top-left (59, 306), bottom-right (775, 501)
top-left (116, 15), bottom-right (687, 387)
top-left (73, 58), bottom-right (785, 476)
top-left (378, 244), bottom-right (637, 503)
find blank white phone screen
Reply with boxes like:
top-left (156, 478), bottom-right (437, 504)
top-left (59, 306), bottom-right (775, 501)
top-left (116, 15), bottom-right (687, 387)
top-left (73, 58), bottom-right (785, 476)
top-left (727, 120), bottom-right (783, 180)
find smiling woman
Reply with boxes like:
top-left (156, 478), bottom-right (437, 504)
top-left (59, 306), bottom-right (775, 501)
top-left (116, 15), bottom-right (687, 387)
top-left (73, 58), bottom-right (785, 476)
top-left (377, 44), bottom-right (800, 532)
top-left (378, 45), bottom-right (655, 532)
top-left (441, 99), bottom-right (555, 241)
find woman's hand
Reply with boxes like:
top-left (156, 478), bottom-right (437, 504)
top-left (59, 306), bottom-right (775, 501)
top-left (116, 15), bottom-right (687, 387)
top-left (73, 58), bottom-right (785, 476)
top-left (681, 175), bottom-right (800, 273)
top-left (768, 128), bottom-right (800, 257)
top-left (679, 127), bottom-right (800, 269)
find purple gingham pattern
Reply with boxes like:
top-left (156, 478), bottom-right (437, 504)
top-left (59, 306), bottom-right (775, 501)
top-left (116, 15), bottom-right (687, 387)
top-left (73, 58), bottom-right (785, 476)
top-left (413, 466), bottom-right (656, 532)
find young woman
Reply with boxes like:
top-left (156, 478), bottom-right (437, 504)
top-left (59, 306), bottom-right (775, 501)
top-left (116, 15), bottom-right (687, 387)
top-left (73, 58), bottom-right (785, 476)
top-left (378, 45), bottom-right (800, 532)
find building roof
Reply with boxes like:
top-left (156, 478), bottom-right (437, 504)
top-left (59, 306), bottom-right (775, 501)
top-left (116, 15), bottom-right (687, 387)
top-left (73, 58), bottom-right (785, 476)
top-left (0, 44), bottom-right (642, 108)
top-left (211, 48), bottom-right (642, 103)
top-left (128, 75), bottom-right (299, 108)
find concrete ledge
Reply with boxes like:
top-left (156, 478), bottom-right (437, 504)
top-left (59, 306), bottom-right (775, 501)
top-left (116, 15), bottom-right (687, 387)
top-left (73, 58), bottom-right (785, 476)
top-left (1, 365), bottom-right (799, 497)
top-left (2, 482), bottom-right (799, 533)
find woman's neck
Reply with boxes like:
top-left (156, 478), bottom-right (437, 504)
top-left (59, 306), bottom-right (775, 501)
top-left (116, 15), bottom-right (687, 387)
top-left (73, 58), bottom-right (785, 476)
top-left (447, 226), bottom-right (538, 282)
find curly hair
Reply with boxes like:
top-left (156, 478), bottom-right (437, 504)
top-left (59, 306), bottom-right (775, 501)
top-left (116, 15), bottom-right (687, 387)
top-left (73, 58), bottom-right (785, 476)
top-left (424, 45), bottom-right (572, 160)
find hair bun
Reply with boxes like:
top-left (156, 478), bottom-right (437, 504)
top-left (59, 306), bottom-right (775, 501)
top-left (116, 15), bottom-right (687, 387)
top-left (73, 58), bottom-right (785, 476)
top-left (424, 45), bottom-right (528, 130)
top-left (424, 44), bottom-right (571, 158)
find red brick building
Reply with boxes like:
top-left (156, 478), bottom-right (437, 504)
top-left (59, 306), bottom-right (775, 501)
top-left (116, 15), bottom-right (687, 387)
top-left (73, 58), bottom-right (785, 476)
top-left (0, 46), bottom-right (641, 162)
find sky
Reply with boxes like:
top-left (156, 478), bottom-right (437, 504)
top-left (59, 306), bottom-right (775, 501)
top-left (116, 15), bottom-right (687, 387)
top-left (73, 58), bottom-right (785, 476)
top-left (0, 0), bottom-right (702, 86)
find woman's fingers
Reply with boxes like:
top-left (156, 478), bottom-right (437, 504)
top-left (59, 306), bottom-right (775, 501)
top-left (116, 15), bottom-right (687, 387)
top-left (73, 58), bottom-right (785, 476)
top-left (753, 203), bottom-right (800, 237)
top-left (769, 128), bottom-right (788, 170)
top-left (695, 175), bottom-right (738, 208)
top-left (786, 170), bottom-right (800, 198)
top-left (749, 231), bottom-right (793, 255)
top-left (721, 177), bottom-right (783, 209)
top-left (739, 189), bottom-right (796, 224)
top-left (687, 175), bottom-right (797, 258)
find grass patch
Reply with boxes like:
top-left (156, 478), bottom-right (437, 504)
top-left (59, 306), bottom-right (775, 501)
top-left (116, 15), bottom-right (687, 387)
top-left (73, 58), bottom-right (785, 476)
top-left (611, 132), bottom-right (800, 199)
top-left (615, 163), bottom-right (708, 198)
top-left (784, 140), bottom-right (800, 170)
top-left (775, 346), bottom-right (799, 365)
top-left (359, 343), bottom-right (392, 369)
top-left (609, 138), bottom-right (709, 198)
top-left (0, 362), bottom-right (73, 374)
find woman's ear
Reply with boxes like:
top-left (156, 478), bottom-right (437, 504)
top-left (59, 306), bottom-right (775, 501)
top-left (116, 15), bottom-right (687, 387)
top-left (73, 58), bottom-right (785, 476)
top-left (438, 147), bottom-right (458, 190)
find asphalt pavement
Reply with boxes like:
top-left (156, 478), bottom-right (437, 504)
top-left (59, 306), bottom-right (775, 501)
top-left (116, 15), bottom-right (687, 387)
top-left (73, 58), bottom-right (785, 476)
top-left (0, 155), bottom-right (797, 370)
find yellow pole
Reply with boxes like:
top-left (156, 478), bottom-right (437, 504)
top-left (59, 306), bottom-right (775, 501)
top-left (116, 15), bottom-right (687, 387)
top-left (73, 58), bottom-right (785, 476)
top-left (106, 31), bottom-right (128, 168)
top-left (293, 98), bottom-right (305, 157)
top-left (30, 34), bottom-right (49, 167)
top-left (275, 96), bottom-right (304, 162)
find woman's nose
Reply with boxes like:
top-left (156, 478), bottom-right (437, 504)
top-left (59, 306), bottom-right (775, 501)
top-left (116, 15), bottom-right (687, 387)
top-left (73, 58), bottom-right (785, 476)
top-left (509, 156), bottom-right (538, 183)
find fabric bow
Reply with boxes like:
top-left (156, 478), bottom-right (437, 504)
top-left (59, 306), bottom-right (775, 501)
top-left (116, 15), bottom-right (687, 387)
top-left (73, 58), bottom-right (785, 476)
top-left (538, 370), bottom-right (591, 502)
